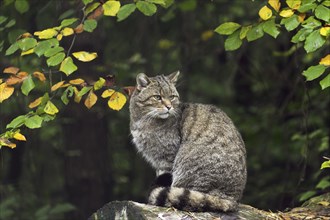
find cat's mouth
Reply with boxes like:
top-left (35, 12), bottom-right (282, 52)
top-left (158, 112), bottom-right (170, 119)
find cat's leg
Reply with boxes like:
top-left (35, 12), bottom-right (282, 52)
top-left (152, 173), bottom-right (172, 188)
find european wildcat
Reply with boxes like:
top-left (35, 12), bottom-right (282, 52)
top-left (129, 71), bottom-right (247, 212)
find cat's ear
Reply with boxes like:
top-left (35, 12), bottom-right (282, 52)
top-left (168, 71), bottom-right (180, 84)
top-left (136, 73), bottom-right (151, 90)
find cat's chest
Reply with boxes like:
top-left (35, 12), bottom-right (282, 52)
top-left (131, 122), bottom-right (180, 152)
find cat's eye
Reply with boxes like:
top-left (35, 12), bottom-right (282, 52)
top-left (170, 95), bottom-right (177, 100)
top-left (153, 95), bottom-right (162, 101)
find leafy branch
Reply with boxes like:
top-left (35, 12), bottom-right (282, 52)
top-left (214, 0), bottom-right (330, 90)
top-left (0, 0), bottom-right (173, 149)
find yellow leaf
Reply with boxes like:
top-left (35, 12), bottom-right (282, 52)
top-left (51, 81), bottom-right (65, 92)
top-left (34, 28), bottom-right (58, 39)
top-left (0, 138), bottom-right (16, 149)
top-left (61, 27), bottom-right (74, 36)
top-left (21, 48), bottom-right (34, 56)
top-left (13, 132), bottom-right (26, 141)
top-left (6, 76), bottom-right (24, 85)
top-left (320, 27), bottom-right (330, 37)
top-left (57, 33), bottom-right (63, 41)
top-left (33, 71), bottom-right (46, 82)
top-left (318, 201), bottom-right (330, 206)
top-left (268, 0), bottom-right (281, 12)
top-left (298, 13), bottom-right (306, 23)
top-left (69, 78), bottom-right (85, 85)
top-left (72, 51), bottom-right (98, 62)
top-left (3, 66), bottom-right (20, 75)
top-left (44, 101), bottom-right (59, 115)
top-left (259, 6), bottom-right (273, 21)
top-left (103, 0), bottom-right (121, 16)
top-left (93, 77), bottom-right (105, 90)
top-left (17, 72), bottom-right (28, 78)
top-left (101, 89), bottom-right (115, 98)
top-left (201, 30), bottom-right (214, 41)
top-left (286, 0), bottom-right (301, 10)
top-left (0, 79), bottom-right (3, 84)
top-left (29, 97), bottom-right (42, 108)
top-left (0, 83), bottom-right (15, 103)
top-left (279, 9), bottom-right (294, 17)
top-left (73, 87), bottom-right (82, 103)
top-left (319, 54), bottom-right (330, 66)
top-left (108, 91), bottom-right (126, 111)
top-left (84, 90), bottom-right (98, 109)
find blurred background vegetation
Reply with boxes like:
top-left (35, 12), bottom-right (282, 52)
top-left (0, 0), bottom-right (329, 219)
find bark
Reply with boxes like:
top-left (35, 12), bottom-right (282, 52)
top-left (89, 193), bottom-right (330, 220)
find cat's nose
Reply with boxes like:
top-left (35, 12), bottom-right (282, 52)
top-left (162, 99), bottom-right (172, 110)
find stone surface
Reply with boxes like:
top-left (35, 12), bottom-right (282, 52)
top-left (89, 193), bottom-right (330, 220)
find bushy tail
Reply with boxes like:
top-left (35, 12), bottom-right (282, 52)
top-left (148, 186), bottom-right (238, 212)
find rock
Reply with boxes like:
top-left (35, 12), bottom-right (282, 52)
top-left (89, 193), bottom-right (330, 220)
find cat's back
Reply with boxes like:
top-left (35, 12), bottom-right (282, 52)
top-left (180, 103), bottom-right (244, 151)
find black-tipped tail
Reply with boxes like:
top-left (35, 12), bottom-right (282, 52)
top-left (148, 186), bottom-right (238, 212)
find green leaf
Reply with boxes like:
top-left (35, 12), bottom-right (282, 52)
top-left (77, 86), bottom-right (92, 97)
top-left (46, 52), bottom-right (66, 67)
top-left (281, 15), bottom-right (300, 31)
top-left (302, 16), bottom-right (322, 29)
top-left (147, 0), bottom-right (165, 5)
top-left (304, 30), bottom-right (326, 53)
top-left (224, 30), bottom-right (242, 51)
top-left (60, 18), bottom-right (78, 27)
top-left (60, 57), bottom-right (77, 76)
top-left (299, 190), bottom-right (316, 202)
top-left (239, 26), bottom-right (252, 40)
top-left (320, 73), bottom-right (330, 90)
top-left (17, 38), bottom-right (37, 51)
top-left (34, 39), bottom-right (59, 57)
top-left (25, 115), bottom-right (43, 129)
top-left (61, 86), bottom-right (74, 105)
top-left (315, 5), bottom-right (330, 23)
top-left (82, 0), bottom-right (93, 5)
top-left (44, 101), bottom-right (59, 115)
top-left (5, 19), bottom-right (16, 28)
top-left (321, 160), bottom-right (330, 169)
top-left (49, 203), bottom-right (76, 215)
top-left (0, 16), bottom-right (8, 25)
top-left (136, 1), bottom-right (157, 16)
top-left (94, 77), bottom-right (105, 90)
top-left (302, 65), bottom-right (327, 81)
top-left (178, 0), bottom-right (197, 11)
top-left (6, 115), bottom-right (27, 129)
top-left (5, 43), bottom-right (19, 56)
top-left (323, 0), bottom-right (330, 7)
top-left (15, 0), bottom-right (29, 14)
top-left (117, 3), bottom-right (136, 21)
top-left (21, 75), bottom-right (35, 96)
top-left (316, 178), bottom-right (330, 189)
top-left (298, 2), bottom-right (317, 12)
top-left (291, 28), bottom-right (313, 43)
top-left (215, 22), bottom-right (241, 35)
top-left (44, 46), bottom-right (64, 57)
top-left (83, 19), bottom-right (97, 32)
top-left (84, 3), bottom-right (101, 16)
top-left (262, 19), bottom-right (280, 38)
top-left (246, 25), bottom-right (264, 42)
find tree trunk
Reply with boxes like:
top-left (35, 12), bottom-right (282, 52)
top-left (89, 193), bottom-right (330, 220)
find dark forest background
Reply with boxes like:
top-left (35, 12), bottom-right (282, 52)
top-left (0, 0), bottom-right (329, 219)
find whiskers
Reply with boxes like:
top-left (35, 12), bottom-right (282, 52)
top-left (138, 107), bottom-right (181, 125)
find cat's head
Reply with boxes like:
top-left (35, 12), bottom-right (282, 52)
top-left (130, 71), bottom-right (180, 120)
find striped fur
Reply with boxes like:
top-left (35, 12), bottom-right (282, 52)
top-left (148, 187), bottom-right (238, 212)
top-left (129, 72), bottom-right (247, 212)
